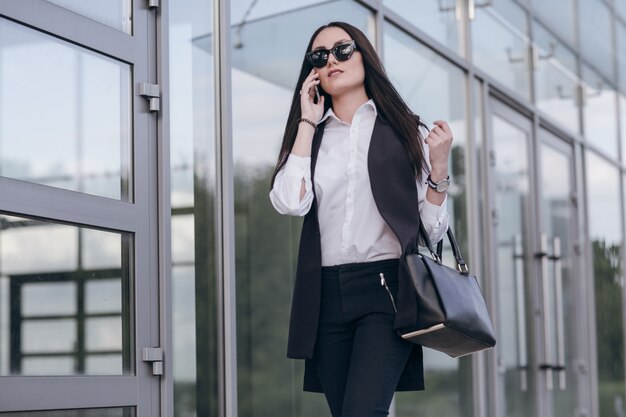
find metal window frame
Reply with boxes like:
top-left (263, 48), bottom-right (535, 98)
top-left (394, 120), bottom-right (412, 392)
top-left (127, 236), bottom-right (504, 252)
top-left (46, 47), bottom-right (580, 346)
top-left (0, 0), bottom-right (161, 415)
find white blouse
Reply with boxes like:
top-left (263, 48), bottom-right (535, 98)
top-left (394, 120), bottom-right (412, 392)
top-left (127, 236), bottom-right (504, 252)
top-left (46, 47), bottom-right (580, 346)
top-left (269, 99), bottom-right (449, 267)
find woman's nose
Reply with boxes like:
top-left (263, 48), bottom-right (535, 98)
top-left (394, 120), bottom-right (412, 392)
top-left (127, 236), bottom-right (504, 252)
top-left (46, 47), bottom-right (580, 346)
top-left (326, 52), bottom-right (338, 67)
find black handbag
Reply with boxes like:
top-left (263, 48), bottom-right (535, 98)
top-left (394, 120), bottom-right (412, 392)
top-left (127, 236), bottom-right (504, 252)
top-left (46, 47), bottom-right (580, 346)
top-left (399, 221), bottom-right (496, 358)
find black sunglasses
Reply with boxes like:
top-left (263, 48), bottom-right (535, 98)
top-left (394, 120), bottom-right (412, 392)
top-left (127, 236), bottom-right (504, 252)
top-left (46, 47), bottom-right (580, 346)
top-left (306, 40), bottom-right (357, 68)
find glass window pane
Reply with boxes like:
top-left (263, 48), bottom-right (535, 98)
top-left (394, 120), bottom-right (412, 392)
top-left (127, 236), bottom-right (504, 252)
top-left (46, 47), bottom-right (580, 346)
top-left (383, 23), bottom-right (466, 136)
top-left (230, 0), bottom-right (329, 23)
top-left (578, 0), bottom-right (614, 81)
top-left (531, 0), bottom-right (576, 47)
top-left (0, 214), bottom-right (133, 376)
top-left (171, 215), bottom-right (195, 264)
top-left (86, 317), bottom-right (122, 351)
top-left (533, 20), bottom-right (580, 133)
top-left (21, 356), bottom-right (74, 375)
top-left (586, 152), bottom-right (625, 417)
top-left (172, 266), bottom-right (196, 382)
top-left (618, 1), bottom-right (626, 23)
top-left (169, 0), bottom-right (217, 415)
top-left (86, 279), bottom-right (122, 313)
top-left (582, 65), bottom-right (618, 157)
top-left (491, 113), bottom-right (534, 417)
top-left (471, 0), bottom-right (531, 100)
top-left (45, 0), bottom-right (132, 34)
top-left (383, 0), bottom-right (463, 56)
top-left (1, 221), bottom-right (78, 275)
top-left (82, 229), bottom-right (123, 270)
top-left (0, 18), bottom-right (132, 201)
top-left (0, 407), bottom-right (135, 417)
top-left (22, 319), bottom-right (77, 353)
top-left (86, 354), bottom-right (123, 374)
top-left (22, 282), bottom-right (76, 316)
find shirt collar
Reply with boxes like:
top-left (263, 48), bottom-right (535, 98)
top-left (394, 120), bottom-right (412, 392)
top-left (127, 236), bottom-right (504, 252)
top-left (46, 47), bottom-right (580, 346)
top-left (319, 98), bottom-right (377, 125)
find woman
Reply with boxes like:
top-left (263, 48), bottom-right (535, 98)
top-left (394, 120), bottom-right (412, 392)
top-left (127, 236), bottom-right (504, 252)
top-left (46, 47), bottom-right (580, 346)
top-left (269, 21), bottom-right (452, 417)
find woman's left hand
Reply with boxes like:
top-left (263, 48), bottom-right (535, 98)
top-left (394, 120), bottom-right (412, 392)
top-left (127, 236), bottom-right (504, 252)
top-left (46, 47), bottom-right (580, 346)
top-left (425, 120), bottom-right (453, 180)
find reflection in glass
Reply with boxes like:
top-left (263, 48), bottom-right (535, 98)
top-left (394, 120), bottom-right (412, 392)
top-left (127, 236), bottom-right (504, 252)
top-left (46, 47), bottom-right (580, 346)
top-left (586, 152), bottom-right (625, 417)
top-left (384, 21), bottom-right (472, 417)
top-left (582, 65), bottom-right (618, 157)
top-left (86, 279), bottom-right (122, 313)
top-left (86, 317), bottom-right (123, 350)
top-left (0, 214), bottom-right (132, 376)
top-left (22, 320), bottom-right (77, 353)
top-left (618, 1), bottom-right (626, 25)
top-left (85, 354), bottom-right (123, 375)
top-left (45, 0), bottom-right (132, 34)
top-left (0, 18), bottom-right (132, 201)
top-left (230, 0), bottom-right (329, 25)
top-left (578, 0), bottom-right (614, 82)
top-left (533, 21), bottom-right (579, 134)
top-left (383, 0), bottom-right (463, 56)
top-left (0, 407), bottom-right (135, 417)
top-left (492, 114), bottom-right (533, 417)
top-left (22, 282), bottom-right (76, 316)
top-left (169, 0), bottom-right (216, 415)
top-left (21, 356), bottom-right (74, 375)
top-left (531, 0), bottom-right (575, 47)
top-left (471, 0), bottom-right (531, 100)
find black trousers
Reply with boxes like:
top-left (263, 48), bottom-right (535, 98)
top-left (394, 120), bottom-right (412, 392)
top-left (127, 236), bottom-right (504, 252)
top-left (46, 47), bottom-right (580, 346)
top-left (314, 258), bottom-right (413, 417)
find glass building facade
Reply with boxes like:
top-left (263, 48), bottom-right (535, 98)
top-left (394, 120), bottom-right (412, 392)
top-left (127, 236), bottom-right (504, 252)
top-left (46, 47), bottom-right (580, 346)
top-left (1, 1), bottom-right (626, 416)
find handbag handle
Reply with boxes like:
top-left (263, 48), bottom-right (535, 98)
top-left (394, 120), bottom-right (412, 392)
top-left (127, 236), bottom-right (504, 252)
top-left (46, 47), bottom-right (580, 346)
top-left (418, 219), bottom-right (469, 274)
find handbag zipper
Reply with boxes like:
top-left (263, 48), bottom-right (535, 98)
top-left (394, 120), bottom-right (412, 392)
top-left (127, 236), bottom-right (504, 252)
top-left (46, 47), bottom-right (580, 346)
top-left (379, 272), bottom-right (398, 313)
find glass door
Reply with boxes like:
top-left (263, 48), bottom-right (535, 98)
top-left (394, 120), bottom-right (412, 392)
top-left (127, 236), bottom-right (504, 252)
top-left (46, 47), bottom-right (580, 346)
top-left (0, 1), bottom-right (161, 416)
top-left (489, 99), bottom-right (535, 417)
top-left (487, 98), bottom-right (588, 417)
top-left (537, 128), bottom-right (587, 417)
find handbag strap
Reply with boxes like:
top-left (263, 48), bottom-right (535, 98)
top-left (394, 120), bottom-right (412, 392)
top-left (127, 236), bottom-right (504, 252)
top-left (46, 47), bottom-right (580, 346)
top-left (418, 219), bottom-right (469, 274)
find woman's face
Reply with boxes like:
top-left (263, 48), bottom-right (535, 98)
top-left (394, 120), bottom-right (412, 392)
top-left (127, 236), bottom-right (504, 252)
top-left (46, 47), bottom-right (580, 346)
top-left (311, 27), bottom-right (365, 98)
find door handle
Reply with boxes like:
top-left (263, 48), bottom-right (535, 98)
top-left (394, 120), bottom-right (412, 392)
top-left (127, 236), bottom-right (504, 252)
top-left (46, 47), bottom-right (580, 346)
top-left (552, 237), bottom-right (567, 390)
top-left (537, 232), bottom-right (554, 391)
top-left (513, 234), bottom-right (528, 391)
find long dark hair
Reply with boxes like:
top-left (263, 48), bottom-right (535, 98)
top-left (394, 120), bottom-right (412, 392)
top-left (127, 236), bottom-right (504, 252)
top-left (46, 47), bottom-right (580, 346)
top-left (270, 21), bottom-right (428, 188)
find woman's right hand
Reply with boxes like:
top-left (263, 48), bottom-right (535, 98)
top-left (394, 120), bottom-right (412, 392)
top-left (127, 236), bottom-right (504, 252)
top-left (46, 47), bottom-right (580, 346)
top-left (300, 68), bottom-right (325, 122)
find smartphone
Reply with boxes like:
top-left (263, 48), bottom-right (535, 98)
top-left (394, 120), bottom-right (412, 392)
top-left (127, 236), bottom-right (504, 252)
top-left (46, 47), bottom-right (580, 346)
top-left (314, 85), bottom-right (320, 104)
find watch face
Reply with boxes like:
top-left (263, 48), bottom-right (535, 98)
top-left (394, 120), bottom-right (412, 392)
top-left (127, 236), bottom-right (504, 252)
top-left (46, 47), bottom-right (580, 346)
top-left (436, 181), bottom-right (449, 192)
top-left (428, 175), bottom-right (450, 192)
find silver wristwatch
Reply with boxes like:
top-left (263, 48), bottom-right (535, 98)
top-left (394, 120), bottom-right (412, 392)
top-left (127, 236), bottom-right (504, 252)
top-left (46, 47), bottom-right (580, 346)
top-left (426, 175), bottom-right (451, 193)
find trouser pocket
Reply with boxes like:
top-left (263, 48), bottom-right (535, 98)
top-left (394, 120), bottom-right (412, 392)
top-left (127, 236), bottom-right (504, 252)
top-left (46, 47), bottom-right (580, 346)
top-left (379, 272), bottom-right (397, 313)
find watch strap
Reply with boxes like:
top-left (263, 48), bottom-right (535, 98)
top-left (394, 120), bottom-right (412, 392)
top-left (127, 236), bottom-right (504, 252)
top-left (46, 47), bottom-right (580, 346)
top-left (427, 174), bottom-right (450, 191)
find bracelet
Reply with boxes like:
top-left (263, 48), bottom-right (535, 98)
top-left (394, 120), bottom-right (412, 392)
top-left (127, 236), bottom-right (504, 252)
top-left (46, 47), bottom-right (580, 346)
top-left (298, 117), bottom-right (317, 129)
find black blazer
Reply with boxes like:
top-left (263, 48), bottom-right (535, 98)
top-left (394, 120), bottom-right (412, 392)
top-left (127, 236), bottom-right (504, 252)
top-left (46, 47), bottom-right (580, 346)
top-left (288, 115), bottom-right (427, 391)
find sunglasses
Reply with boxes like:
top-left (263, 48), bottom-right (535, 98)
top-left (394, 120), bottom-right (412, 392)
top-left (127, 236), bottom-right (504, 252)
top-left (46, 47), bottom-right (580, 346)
top-left (306, 40), bottom-right (357, 68)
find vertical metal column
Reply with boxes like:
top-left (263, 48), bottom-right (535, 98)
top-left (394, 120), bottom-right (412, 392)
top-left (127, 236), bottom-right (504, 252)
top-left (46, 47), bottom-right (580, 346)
top-left (213, 0), bottom-right (238, 416)
top-left (155, 0), bottom-right (173, 415)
